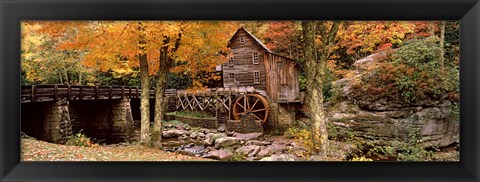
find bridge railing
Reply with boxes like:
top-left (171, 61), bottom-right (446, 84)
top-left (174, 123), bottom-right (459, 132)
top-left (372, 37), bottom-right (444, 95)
top-left (21, 85), bottom-right (156, 103)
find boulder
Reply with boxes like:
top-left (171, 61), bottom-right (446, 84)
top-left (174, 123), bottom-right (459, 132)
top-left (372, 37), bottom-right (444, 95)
top-left (178, 134), bottom-right (189, 141)
top-left (260, 154), bottom-right (296, 161)
top-left (189, 132), bottom-right (198, 139)
top-left (197, 132), bottom-right (206, 139)
top-left (235, 145), bottom-right (255, 156)
top-left (266, 144), bottom-right (288, 154)
top-left (257, 147), bottom-right (270, 158)
top-left (246, 140), bottom-right (271, 146)
top-left (174, 124), bottom-right (190, 131)
top-left (203, 149), bottom-right (234, 161)
top-left (226, 131), bottom-right (235, 136)
top-left (162, 129), bottom-right (188, 138)
top-left (177, 145), bottom-right (206, 157)
top-left (211, 133), bottom-right (227, 143)
top-left (217, 124), bottom-right (226, 132)
top-left (249, 146), bottom-right (262, 157)
top-left (203, 133), bottom-right (214, 146)
top-left (214, 137), bottom-right (241, 149)
top-left (326, 59), bottom-right (460, 148)
top-left (203, 133), bottom-right (227, 146)
top-left (236, 145), bottom-right (262, 157)
top-left (233, 132), bottom-right (263, 141)
top-left (199, 128), bottom-right (210, 134)
top-left (327, 99), bottom-right (459, 147)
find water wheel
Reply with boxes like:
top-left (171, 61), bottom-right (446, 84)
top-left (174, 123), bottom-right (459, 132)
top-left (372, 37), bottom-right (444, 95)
top-left (232, 94), bottom-right (269, 124)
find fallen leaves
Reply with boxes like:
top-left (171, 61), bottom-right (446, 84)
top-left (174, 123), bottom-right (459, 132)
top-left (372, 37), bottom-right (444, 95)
top-left (21, 138), bottom-right (212, 161)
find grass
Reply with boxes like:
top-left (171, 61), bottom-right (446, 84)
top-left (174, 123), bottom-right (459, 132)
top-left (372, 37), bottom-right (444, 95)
top-left (175, 111), bottom-right (215, 118)
top-left (21, 138), bottom-right (212, 161)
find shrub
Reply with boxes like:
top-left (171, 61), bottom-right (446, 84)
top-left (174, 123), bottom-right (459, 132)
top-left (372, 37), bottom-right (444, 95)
top-left (285, 127), bottom-right (314, 158)
top-left (226, 151), bottom-right (246, 161)
top-left (351, 156), bottom-right (373, 161)
top-left (66, 129), bottom-right (95, 147)
top-left (351, 37), bottom-right (459, 104)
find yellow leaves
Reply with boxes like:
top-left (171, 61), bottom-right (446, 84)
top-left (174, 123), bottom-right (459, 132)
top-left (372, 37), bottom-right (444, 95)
top-left (24, 21), bottom-right (237, 88)
top-left (337, 21), bottom-right (416, 55)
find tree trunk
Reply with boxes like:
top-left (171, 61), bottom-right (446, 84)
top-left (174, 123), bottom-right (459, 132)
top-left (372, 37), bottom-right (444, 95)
top-left (64, 71), bottom-right (69, 85)
top-left (58, 70), bottom-right (63, 84)
top-left (138, 23), bottom-right (151, 143)
top-left (152, 35), bottom-right (180, 148)
top-left (302, 21), bottom-right (329, 157)
top-left (301, 21), bottom-right (339, 157)
top-left (439, 21), bottom-right (446, 74)
top-left (151, 46), bottom-right (169, 148)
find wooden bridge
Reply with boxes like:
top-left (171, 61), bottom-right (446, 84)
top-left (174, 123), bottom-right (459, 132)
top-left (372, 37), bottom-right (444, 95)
top-left (21, 84), bottom-right (156, 103)
top-left (21, 84), bottom-right (272, 123)
top-left (20, 85), bottom-right (295, 143)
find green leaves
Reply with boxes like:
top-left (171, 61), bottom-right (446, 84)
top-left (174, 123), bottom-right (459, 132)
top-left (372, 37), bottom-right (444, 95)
top-left (352, 36), bottom-right (459, 104)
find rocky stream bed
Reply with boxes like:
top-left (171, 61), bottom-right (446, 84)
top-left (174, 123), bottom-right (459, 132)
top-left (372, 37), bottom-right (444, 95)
top-left (159, 122), bottom-right (309, 161)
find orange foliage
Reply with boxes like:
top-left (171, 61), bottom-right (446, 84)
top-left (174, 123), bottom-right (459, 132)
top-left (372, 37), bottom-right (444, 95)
top-left (337, 21), bottom-right (416, 55)
top-left (28, 21), bottom-right (238, 87)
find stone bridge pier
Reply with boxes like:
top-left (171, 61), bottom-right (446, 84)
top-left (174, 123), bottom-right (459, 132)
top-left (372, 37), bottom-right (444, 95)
top-left (21, 97), bottom-right (134, 144)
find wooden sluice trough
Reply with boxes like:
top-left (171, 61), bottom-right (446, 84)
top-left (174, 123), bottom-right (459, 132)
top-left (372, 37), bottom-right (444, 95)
top-left (174, 86), bottom-right (270, 124)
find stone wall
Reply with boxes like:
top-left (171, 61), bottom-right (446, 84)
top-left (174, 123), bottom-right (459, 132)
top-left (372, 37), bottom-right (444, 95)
top-left (175, 115), bottom-right (219, 129)
top-left (226, 113), bottom-right (263, 133)
top-left (165, 96), bottom-right (177, 113)
top-left (21, 100), bottom-right (72, 143)
top-left (264, 103), bottom-right (297, 133)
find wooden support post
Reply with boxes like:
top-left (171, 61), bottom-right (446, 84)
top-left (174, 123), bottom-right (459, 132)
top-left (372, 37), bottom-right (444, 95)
top-left (79, 86), bottom-right (83, 100)
top-left (129, 86), bottom-right (132, 98)
top-left (121, 86), bottom-right (125, 98)
top-left (54, 84), bottom-right (58, 101)
top-left (109, 86), bottom-right (113, 99)
top-left (228, 95), bottom-right (231, 120)
top-left (67, 85), bottom-right (71, 100)
top-left (135, 87), bottom-right (139, 98)
top-left (31, 85), bottom-right (36, 102)
top-left (95, 86), bottom-right (99, 100)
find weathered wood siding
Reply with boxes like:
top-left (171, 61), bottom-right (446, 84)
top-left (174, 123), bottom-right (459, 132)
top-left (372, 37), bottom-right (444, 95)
top-left (223, 29), bottom-right (267, 91)
top-left (223, 28), bottom-right (300, 103)
top-left (264, 54), bottom-right (300, 102)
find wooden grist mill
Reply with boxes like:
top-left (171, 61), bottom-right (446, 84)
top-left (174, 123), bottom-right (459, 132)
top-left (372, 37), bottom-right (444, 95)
top-left (172, 27), bottom-right (304, 132)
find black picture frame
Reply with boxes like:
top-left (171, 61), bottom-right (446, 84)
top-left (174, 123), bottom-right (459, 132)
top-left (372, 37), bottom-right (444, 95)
top-left (1, 0), bottom-right (479, 181)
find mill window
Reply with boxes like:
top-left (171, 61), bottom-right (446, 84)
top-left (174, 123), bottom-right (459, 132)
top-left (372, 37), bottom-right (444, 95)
top-left (252, 52), bottom-right (259, 64)
top-left (254, 71), bottom-right (260, 84)
top-left (240, 35), bottom-right (245, 43)
top-left (228, 56), bottom-right (234, 66)
top-left (229, 73), bottom-right (235, 79)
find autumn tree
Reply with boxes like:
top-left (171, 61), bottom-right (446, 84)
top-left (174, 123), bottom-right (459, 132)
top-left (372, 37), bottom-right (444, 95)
top-left (262, 21), bottom-right (302, 58)
top-left (334, 21), bottom-right (416, 67)
top-left (21, 23), bottom-right (93, 85)
top-left (302, 21), bottom-right (340, 156)
top-left (29, 21), bottom-right (235, 146)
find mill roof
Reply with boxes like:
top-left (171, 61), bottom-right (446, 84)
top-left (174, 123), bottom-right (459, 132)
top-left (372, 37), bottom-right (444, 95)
top-left (229, 27), bottom-right (295, 61)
